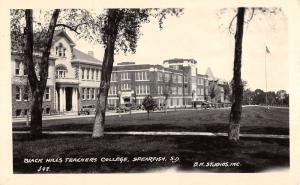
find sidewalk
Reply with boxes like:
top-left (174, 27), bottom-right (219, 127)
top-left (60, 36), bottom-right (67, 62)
top-left (13, 130), bottom-right (289, 139)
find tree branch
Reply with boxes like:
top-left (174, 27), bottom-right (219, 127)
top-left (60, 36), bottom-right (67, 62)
top-left (245, 8), bottom-right (255, 24)
top-left (55, 23), bottom-right (86, 34)
top-left (228, 14), bottom-right (237, 35)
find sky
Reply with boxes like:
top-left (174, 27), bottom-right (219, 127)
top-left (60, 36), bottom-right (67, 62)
top-left (69, 8), bottom-right (288, 92)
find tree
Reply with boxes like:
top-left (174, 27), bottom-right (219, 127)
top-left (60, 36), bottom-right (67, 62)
top-left (223, 82), bottom-right (231, 102)
top-left (209, 80), bottom-right (220, 103)
top-left (11, 9), bottom-right (91, 139)
top-left (142, 95), bottom-right (157, 120)
top-left (228, 7), bottom-right (245, 141)
top-left (225, 7), bottom-right (282, 141)
top-left (92, 9), bottom-right (183, 138)
top-left (22, 9), bottom-right (60, 139)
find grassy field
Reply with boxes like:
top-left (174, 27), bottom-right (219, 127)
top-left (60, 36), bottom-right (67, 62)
top-left (13, 106), bottom-right (289, 173)
top-left (13, 106), bottom-right (290, 135)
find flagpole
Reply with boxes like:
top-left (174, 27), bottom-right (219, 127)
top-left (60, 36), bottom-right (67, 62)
top-left (265, 46), bottom-right (269, 109)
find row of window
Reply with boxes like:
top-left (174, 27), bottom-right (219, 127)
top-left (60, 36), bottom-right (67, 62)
top-left (15, 107), bottom-right (51, 117)
top-left (197, 77), bottom-right (209, 86)
top-left (110, 71), bottom-right (149, 82)
top-left (197, 88), bottom-right (209, 96)
top-left (81, 68), bottom-right (101, 81)
top-left (15, 86), bottom-right (50, 101)
top-left (81, 88), bottom-right (99, 100)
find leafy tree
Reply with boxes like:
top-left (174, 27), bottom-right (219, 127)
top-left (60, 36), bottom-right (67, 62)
top-left (92, 9), bottom-right (183, 138)
top-left (223, 82), bottom-right (231, 102)
top-left (11, 9), bottom-right (91, 139)
top-left (142, 95), bottom-right (157, 120)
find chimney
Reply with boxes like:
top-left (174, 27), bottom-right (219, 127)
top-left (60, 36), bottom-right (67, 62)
top-left (88, 51), bottom-right (94, 57)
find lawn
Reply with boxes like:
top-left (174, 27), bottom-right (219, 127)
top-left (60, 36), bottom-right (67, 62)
top-left (13, 106), bottom-right (289, 173)
top-left (13, 106), bottom-right (290, 135)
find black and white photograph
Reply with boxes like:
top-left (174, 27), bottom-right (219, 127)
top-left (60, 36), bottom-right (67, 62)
top-left (8, 6), bottom-right (291, 174)
top-left (2, 0), bottom-right (300, 183)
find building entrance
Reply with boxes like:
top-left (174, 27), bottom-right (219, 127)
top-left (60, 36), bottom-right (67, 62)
top-left (65, 87), bottom-right (73, 111)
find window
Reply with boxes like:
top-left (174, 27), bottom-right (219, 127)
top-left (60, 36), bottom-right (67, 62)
top-left (91, 69), bottom-right (94, 80)
top-left (205, 80), bottom-right (209, 86)
top-left (197, 88), bottom-right (200, 95)
top-left (157, 72), bottom-right (163, 81)
top-left (205, 89), bottom-right (209, 95)
top-left (87, 68), bottom-right (90, 79)
top-left (91, 88), bottom-right (95, 99)
top-left (55, 65), bottom-right (67, 78)
top-left (192, 76), bottom-right (196, 84)
top-left (16, 86), bottom-right (21, 101)
top-left (184, 76), bottom-right (188, 83)
top-left (15, 61), bottom-right (20, 75)
top-left (121, 72), bottom-right (130, 80)
top-left (45, 108), bottom-right (50, 114)
top-left (94, 89), bottom-right (97, 99)
top-left (82, 88), bottom-right (85, 100)
top-left (165, 73), bottom-right (170, 82)
top-left (172, 87), bottom-right (177, 95)
top-left (16, 109), bottom-right (22, 117)
top-left (201, 88), bottom-right (204, 95)
top-left (172, 75), bottom-right (177, 83)
top-left (178, 87), bottom-right (182, 95)
top-left (96, 70), bottom-right (99, 81)
top-left (81, 68), bottom-right (85, 79)
top-left (45, 87), bottom-right (50, 101)
top-left (121, 83), bottom-right (131, 90)
top-left (178, 75), bottom-right (183, 83)
top-left (111, 72), bottom-right (117, 82)
top-left (109, 85), bottom-right (117, 95)
top-left (158, 85), bottom-right (163, 95)
top-left (24, 109), bottom-right (28, 116)
top-left (135, 71), bottom-right (148, 81)
top-left (56, 43), bottom-right (66, 57)
top-left (23, 62), bottom-right (28, 75)
top-left (23, 87), bottom-right (29, 101)
top-left (87, 88), bottom-right (90, 100)
top-left (135, 85), bottom-right (150, 95)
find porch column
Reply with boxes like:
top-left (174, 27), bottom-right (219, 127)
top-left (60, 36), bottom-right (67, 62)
top-left (55, 89), bottom-right (58, 112)
top-left (72, 88), bottom-right (78, 112)
top-left (62, 87), bottom-right (66, 112)
top-left (59, 87), bottom-right (63, 112)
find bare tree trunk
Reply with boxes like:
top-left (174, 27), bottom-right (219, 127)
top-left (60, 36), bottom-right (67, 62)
top-left (24, 9), bottom-right (60, 139)
top-left (147, 110), bottom-right (150, 120)
top-left (30, 90), bottom-right (43, 138)
top-left (228, 7), bottom-right (245, 141)
top-left (92, 10), bottom-right (121, 138)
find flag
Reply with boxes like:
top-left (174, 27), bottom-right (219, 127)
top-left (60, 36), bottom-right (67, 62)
top-left (266, 46), bottom-right (271, 54)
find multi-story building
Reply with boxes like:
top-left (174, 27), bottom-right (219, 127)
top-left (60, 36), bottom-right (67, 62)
top-left (11, 30), bottom-right (223, 117)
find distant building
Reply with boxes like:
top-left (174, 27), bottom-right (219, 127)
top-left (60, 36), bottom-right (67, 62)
top-left (11, 30), bottom-right (225, 117)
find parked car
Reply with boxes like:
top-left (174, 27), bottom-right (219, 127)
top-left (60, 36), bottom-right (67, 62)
top-left (201, 101), bottom-right (211, 109)
top-left (116, 105), bottom-right (131, 113)
top-left (79, 105), bottom-right (96, 115)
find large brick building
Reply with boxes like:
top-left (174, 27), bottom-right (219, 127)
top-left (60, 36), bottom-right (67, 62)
top-left (11, 30), bottom-right (225, 117)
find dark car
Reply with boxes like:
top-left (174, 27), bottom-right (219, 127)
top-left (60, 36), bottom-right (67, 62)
top-left (79, 105), bottom-right (96, 115)
top-left (201, 101), bottom-right (211, 109)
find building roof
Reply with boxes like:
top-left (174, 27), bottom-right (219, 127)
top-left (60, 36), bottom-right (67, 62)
top-left (72, 48), bottom-right (102, 65)
top-left (53, 30), bottom-right (76, 46)
top-left (205, 67), bottom-right (215, 80)
top-left (163, 58), bottom-right (197, 64)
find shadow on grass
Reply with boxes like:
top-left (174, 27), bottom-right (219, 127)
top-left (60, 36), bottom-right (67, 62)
top-left (13, 134), bottom-right (289, 173)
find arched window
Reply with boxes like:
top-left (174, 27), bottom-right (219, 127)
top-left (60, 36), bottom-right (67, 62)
top-left (55, 43), bottom-right (66, 57)
top-left (55, 64), bottom-right (68, 78)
